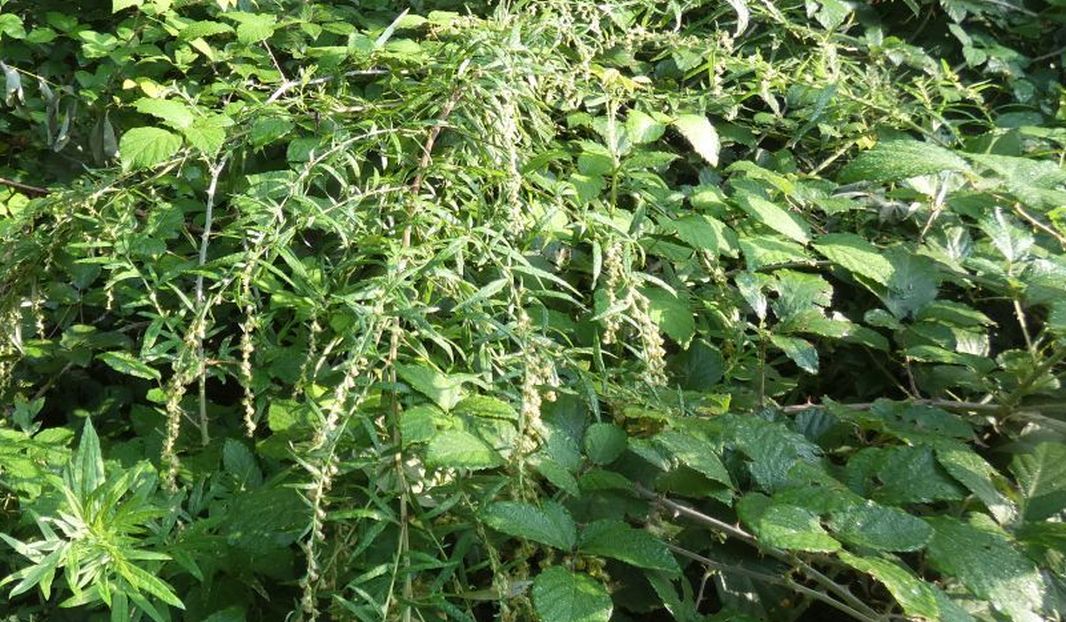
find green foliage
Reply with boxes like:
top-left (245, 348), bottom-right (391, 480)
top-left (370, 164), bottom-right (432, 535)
top-left (1, 0), bottom-right (1065, 621)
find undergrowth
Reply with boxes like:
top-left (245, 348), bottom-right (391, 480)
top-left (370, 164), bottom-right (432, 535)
top-left (1, 1), bottom-right (1066, 621)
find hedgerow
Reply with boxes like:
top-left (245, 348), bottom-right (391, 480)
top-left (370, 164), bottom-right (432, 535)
top-left (2, 1), bottom-right (1066, 621)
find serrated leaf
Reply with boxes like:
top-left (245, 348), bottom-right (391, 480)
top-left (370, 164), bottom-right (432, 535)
top-left (838, 551), bottom-right (939, 620)
top-left (1010, 442), bottom-right (1066, 521)
top-left (583, 423), bottom-right (627, 465)
top-left (134, 98), bottom-right (195, 130)
top-left (827, 502), bottom-right (932, 551)
top-left (626, 109), bottom-right (666, 144)
top-left (536, 461), bottom-right (580, 496)
top-left (726, 415), bottom-right (821, 492)
top-left (883, 249), bottom-right (939, 319)
top-left (839, 140), bottom-right (970, 183)
top-left (769, 334), bottom-right (818, 374)
top-left (814, 233), bottom-right (895, 285)
top-left (533, 567), bottom-right (612, 622)
top-left (222, 439), bottom-right (262, 488)
top-left (655, 430), bottom-right (732, 487)
top-left (936, 444), bottom-right (1014, 524)
top-left (483, 501), bottom-right (576, 550)
top-left (425, 430), bottom-right (500, 470)
top-left (737, 493), bottom-right (840, 552)
top-left (642, 287), bottom-right (695, 345)
top-left (665, 214), bottom-right (738, 257)
top-left (119, 127), bottom-right (182, 170)
top-left (179, 20), bottom-right (234, 41)
top-left (579, 519), bottom-right (679, 572)
top-left (98, 351), bottom-right (161, 381)
top-left (736, 193), bottom-right (810, 244)
top-left (230, 13), bottom-right (277, 44)
top-left (397, 363), bottom-right (464, 412)
top-left (925, 517), bottom-right (1045, 622)
top-left (674, 114), bottom-right (719, 166)
top-left (183, 115), bottom-right (230, 156)
top-left (453, 395), bottom-right (518, 420)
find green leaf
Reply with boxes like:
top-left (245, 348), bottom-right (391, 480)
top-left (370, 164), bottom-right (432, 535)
top-left (134, 98), bottom-right (196, 130)
top-left (119, 127), bottom-right (182, 170)
top-left (726, 415), bottom-right (821, 492)
top-left (249, 116), bottom-right (295, 148)
top-left (179, 20), bottom-right (235, 40)
top-left (583, 423), bottom-right (627, 465)
top-left (483, 501), bottom-right (576, 550)
top-left (664, 214), bottom-right (738, 257)
top-left (0, 14), bottom-right (26, 39)
top-left (626, 109), bottom-right (666, 144)
top-left (655, 430), bottom-right (732, 487)
top-left (453, 395), bottom-right (518, 421)
top-left (642, 287), bottom-right (695, 345)
top-left (397, 363), bottom-right (464, 412)
top-left (925, 517), bottom-right (1045, 622)
top-left (736, 193), bottom-right (811, 245)
top-left (579, 519), bottom-right (679, 572)
top-left (674, 114), bottom-right (720, 166)
top-left (399, 405), bottom-right (438, 447)
top-left (112, 0), bottom-right (143, 11)
top-left (737, 493), bottom-right (840, 552)
top-left (98, 351), bottom-right (161, 381)
top-left (813, 233), bottom-right (895, 286)
top-left (183, 115), bottom-right (231, 156)
top-left (222, 439), bottom-right (262, 488)
top-left (118, 562), bottom-right (184, 609)
top-left (827, 502), bottom-right (932, 551)
top-left (1010, 442), bottom-right (1066, 521)
top-left (838, 551), bottom-right (939, 620)
top-left (72, 417), bottom-right (105, 500)
top-left (883, 249), bottom-right (939, 319)
top-left (769, 334), bottom-right (818, 374)
top-left (936, 444), bottom-right (1014, 524)
top-left (424, 430), bottom-right (500, 470)
top-left (228, 12), bottom-right (278, 44)
top-left (6, 547), bottom-right (63, 599)
top-left (533, 567), bottom-right (612, 622)
top-left (839, 140), bottom-right (970, 183)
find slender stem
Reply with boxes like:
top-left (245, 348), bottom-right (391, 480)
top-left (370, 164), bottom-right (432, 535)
top-left (1013, 202), bottom-right (1066, 248)
top-left (666, 544), bottom-right (883, 622)
top-left (194, 157), bottom-right (228, 447)
top-left (0, 176), bottom-right (49, 196)
top-left (780, 399), bottom-right (1002, 414)
top-left (635, 484), bottom-right (884, 621)
top-left (386, 84), bottom-right (464, 622)
top-left (1013, 298), bottom-right (1035, 353)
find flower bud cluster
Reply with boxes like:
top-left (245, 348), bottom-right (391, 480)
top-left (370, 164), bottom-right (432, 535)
top-left (601, 241), bottom-right (625, 344)
top-left (635, 293), bottom-right (667, 386)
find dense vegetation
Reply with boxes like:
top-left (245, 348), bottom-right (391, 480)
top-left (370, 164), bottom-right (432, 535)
top-left (2, 0), bottom-right (1066, 620)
